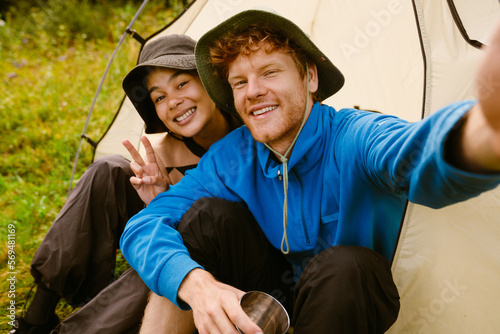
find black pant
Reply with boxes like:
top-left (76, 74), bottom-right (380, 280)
top-left (177, 197), bottom-right (400, 334)
top-left (30, 155), bottom-right (148, 333)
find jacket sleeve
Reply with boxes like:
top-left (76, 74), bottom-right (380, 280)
top-left (119, 149), bottom-right (238, 309)
top-left (338, 100), bottom-right (500, 208)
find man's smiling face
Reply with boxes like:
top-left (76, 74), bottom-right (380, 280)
top-left (228, 47), bottom-right (318, 154)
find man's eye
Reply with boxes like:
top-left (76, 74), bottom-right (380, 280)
top-left (232, 80), bottom-right (246, 89)
top-left (178, 81), bottom-right (188, 89)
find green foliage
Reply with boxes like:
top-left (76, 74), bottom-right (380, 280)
top-left (22, 0), bottom-right (108, 41)
top-left (0, 0), bottom-right (188, 328)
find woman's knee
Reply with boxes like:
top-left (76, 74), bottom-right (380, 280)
top-left (87, 155), bottom-right (132, 179)
top-left (76, 155), bottom-right (134, 196)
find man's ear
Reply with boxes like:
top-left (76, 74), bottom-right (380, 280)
top-left (307, 61), bottom-right (319, 94)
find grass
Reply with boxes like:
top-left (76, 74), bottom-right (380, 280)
top-left (0, 0), bottom-right (188, 328)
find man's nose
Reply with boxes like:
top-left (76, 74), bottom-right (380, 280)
top-left (246, 78), bottom-right (267, 100)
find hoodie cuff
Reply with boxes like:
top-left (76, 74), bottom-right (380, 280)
top-left (157, 254), bottom-right (203, 310)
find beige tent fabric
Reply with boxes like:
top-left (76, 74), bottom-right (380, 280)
top-left (389, 1), bottom-right (500, 333)
top-left (95, 0), bottom-right (500, 332)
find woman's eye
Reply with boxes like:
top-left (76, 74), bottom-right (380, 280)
top-left (154, 95), bottom-right (165, 103)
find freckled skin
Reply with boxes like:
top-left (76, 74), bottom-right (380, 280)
top-left (228, 49), bottom-right (318, 155)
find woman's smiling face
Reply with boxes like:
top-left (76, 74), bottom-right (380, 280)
top-left (147, 68), bottom-right (223, 140)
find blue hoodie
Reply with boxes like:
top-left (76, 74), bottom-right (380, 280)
top-left (120, 100), bottom-right (500, 308)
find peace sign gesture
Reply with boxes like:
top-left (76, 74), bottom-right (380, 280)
top-left (122, 136), bottom-right (172, 205)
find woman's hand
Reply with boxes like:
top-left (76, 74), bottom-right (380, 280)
top-left (122, 136), bottom-right (172, 205)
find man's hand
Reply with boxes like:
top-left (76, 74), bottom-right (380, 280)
top-left (122, 136), bottom-right (172, 205)
top-left (178, 269), bottom-right (263, 334)
top-left (455, 20), bottom-right (500, 173)
top-left (476, 20), bottom-right (500, 136)
top-left (476, 20), bottom-right (500, 163)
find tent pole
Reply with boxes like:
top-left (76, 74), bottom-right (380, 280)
top-left (68, 0), bottom-right (150, 194)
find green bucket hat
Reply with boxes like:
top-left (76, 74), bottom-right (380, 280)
top-left (195, 9), bottom-right (345, 114)
top-left (122, 34), bottom-right (197, 133)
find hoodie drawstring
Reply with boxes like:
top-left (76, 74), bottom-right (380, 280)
top-left (264, 64), bottom-right (310, 255)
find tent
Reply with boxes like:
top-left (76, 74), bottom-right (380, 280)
top-left (91, 0), bottom-right (500, 332)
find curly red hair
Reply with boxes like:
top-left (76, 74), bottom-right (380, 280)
top-left (208, 23), bottom-right (312, 84)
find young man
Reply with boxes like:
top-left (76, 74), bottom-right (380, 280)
top-left (121, 10), bottom-right (500, 334)
top-left (10, 34), bottom-right (241, 334)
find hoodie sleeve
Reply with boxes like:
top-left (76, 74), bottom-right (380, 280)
top-left (336, 100), bottom-right (500, 208)
top-left (119, 145), bottom-right (240, 309)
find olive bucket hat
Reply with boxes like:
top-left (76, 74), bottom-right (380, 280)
top-left (122, 34), bottom-right (197, 133)
top-left (194, 9), bottom-right (345, 114)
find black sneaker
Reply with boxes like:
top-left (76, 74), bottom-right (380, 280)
top-left (8, 314), bottom-right (59, 334)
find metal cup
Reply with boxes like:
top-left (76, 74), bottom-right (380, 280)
top-left (238, 291), bottom-right (290, 334)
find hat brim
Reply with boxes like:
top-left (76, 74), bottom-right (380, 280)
top-left (122, 54), bottom-right (196, 133)
top-left (195, 9), bottom-right (345, 114)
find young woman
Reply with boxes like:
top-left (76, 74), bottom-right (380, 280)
top-left (11, 34), bottom-right (240, 334)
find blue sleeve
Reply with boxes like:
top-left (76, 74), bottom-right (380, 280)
top-left (119, 148), bottom-right (238, 309)
top-left (337, 100), bottom-right (500, 208)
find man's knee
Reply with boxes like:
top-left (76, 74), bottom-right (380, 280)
top-left (300, 245), bottom-right (391, 283)
top-left (178, 197), bottom-right (252, 237)
top-left (183, 197), bottom-right (247, 221)
top-left (176, 198), bottom-right (288, 294)
top-left (296, 246), bottom-right (399, 314)
top-left (294, 246), bottom-right (400, 332)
